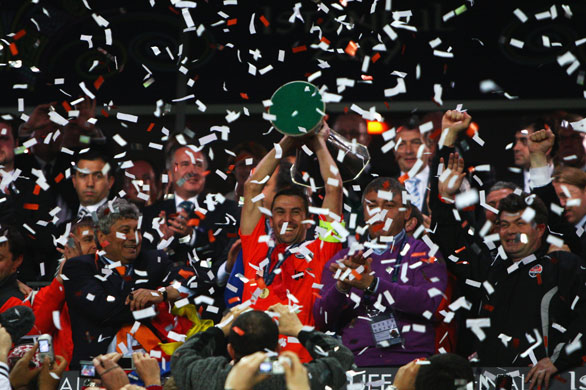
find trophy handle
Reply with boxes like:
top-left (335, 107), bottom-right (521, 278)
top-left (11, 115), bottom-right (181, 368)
top-left (291, 129), bottom-right (371, 189)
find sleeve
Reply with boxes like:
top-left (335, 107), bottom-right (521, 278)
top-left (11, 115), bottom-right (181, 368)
top-left (62, 258), bottom-right (134, 325)
top-left (373, 251), bottom-right (447, 318)
top-left (239, 216), bottom-right (268, 267)
top-left (170, 326), bottom-right (230, 390)
top-left (313, 250), bottom-right (355, 331)
top-left (300, 330), bottom-right (355, 390)
top-left (0, 362), bottom-right (9, 390)
top-left (30, 278), bottom-right (66, 334)
top-left (549, 253), bottom-right (586, 371)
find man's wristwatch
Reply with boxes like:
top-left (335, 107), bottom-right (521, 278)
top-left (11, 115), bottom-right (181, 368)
top-left (158, 288), bottom-right (168, 302)
top-left (364, 277), bottom-right (378, 296)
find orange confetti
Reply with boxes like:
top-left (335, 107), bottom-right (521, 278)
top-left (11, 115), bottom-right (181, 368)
top-left (146, 123), bottom-right (155, 132)
top-left (54, 173), bottom-right (64, 183)
top-left (195, 210), bottom-right (206, 220)
top-left (208, 230), bottom-right (216, 243)
top-left (232, 326), bottom-right (245, 336)
top-left (101, 109), bottom-right (109, 118)
top-left (371, 53), bottom-right (381, 63)
top-left (13, 30), bottom-right (26, 40)
top-left (398, 173), bottom-right (409, 184)
top-left (62, 101), bottom-right (72, 112)
top-left (94, 75), bottom-right (104, 90)
top-left (240, 92), bottom-right (249, 100)
top-left (411, 252), bottom-right (426, 257)
top-left (100, 240), bottom-right (110, 248)
top-left (256, 278), bottom-right (267, 290)
top-left (259, 15), bottom-right (270, 27)
top-left (292, 45), bottom-right (307, 53)
top-left (228, 297), bottom-right (241, 304)
top-left (455, 246), bottom-right (466, 254)
top-left (312, 291), bottom-right (322, 299)
top-left (227, 18), bottom-right (237, 26)
top-left (23, 203), bottom-right (39, 210)
top-left (187, 218), bottom-right (199, 227)
top-left (361, 75), bottom-right (373, 81)
top-left (320, 37), bottom-right (330, 45)
top-left (9, 43), bottom-right (18, 56)
top-left (33, 185), bottom-right (41, 195)
top-left (536, 274), bottom-right (542, 285)
top-left (350, 269), bottom-right (363, 280)
top-left (178, 269), bottom-right (195, 279)
top-left (345, 41), bottom-right (358, 56)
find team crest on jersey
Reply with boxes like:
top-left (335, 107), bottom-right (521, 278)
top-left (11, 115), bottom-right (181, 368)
top-left (528, 264), bottom-right (543, 278)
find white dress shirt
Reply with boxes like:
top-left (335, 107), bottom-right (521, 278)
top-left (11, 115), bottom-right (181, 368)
top-left (401, 165), bottom-right (430, 211)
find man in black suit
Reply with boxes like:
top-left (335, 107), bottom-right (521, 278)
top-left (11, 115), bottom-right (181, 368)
top-left (552, 166), bottom-right (586, 254)
top-left (62, 198), bottom-right (184, 368)
top-left (141, 141), bottom-right (239, 320)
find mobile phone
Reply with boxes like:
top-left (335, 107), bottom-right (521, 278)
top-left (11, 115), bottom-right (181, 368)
top-left (118, 356), bottom-right (135, 370)
top-left (37, 334), bottom-right (54, 364)
top-left (258, 356), bottom-right (285, 375)
top-left (80, 360), bottom-right (96, 378)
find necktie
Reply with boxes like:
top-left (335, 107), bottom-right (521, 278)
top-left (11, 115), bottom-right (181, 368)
top-left (77, 208), bottom-right (90, 219)
top-left (177, 200), bottom-right (195, 218)
top-left (406, 177), bottom-right (421, 209)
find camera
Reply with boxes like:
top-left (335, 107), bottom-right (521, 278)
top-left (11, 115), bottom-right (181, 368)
top-left (258, 355), bottom-right (289, 375)
top-left (80, 360), bottom-right (96, 378)
top-left (37, 334), bottom-right (54, 364)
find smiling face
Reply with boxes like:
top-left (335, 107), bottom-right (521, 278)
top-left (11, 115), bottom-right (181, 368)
top-left (498, 211), bottom-right (545, 262)
top-left (72, 158), bottom-right (114, 206)
top-left (98, 218), bottom-right (142, 264)
top-left (363, 190), bottom-right (411, 239)
top-left (553, 182), bottom-right (586, 225)
top-left (485, 188), bottom-right (514, 230)
top-left (270, 194), bottom-right (308, 245)
top-left (171, 147), bottom-right (207, 199)
top-left (395, 129), bottom-right (429, 174)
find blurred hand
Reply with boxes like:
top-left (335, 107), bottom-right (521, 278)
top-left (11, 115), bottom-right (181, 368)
top-left (335, 257), bottom-right (375, 291)
top-left (132, 352), bottom-right (161, 386)
top-left (125, 289), bottom-right (163, 311)
top-left (0, 326), bottom-right (12, 363)
top-left (10, 343), bottom-right (42, 389)
top-left (25, 103), bottom-right (56, 131)
top-left (393, 359), bottom-right (423, 390)
top-left (93, 353), bottom-right (129, 390)
top-left (56, 233), bottom-right (83, 261)
top-left (166, 209), bottom-right (194, 238)
top-left (281, 351), bottom-right (310, 390)
top-left (267, 303), bottom-right (304, 337)
top-left (17, 279), bottom-right (33, 297)
top-left (438, 153), bottom-right (466, 200)
top-left (528, 129), bottom-right (555, 156)
top-left (307, 121), bottom-right (330, 151)
top-left (218, 304), bottom-right (249, 337)
top-left (526, 357), bottom-right (557, 390)
top-left (226, 239), bottom-right (242, 273)
top-left (38, 355), bottom-right (67, 390)
top-left (224, 351), bottom-right (268, 390)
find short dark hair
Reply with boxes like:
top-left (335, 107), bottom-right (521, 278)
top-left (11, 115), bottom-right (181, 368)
top-left (0, 226), bottom-right (26, 261)
top-left (227, 310), bottom-right (279, 361)
top-left (362, 177), bottom-right (407, 205)
top-left (415, 353), bottom-right (474, 390)
top-left (275, 160), bottom-right (294, 190)
top-left (75, 148), bottom-right (113, 177)
top-left (498, 192), bottom-right (548, 225)
top-left (271, 186), bottom-right (309, 215)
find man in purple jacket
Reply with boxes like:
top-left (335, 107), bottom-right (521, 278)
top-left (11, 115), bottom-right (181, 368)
top-left (313, 177), bottom-right (447, 367)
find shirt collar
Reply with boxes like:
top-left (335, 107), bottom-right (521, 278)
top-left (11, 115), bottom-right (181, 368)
top-left (174, 192), bottom-right (199, 209)
top-left (371, 229), bottom-right (407, 255)
top-left (402, 165), bottom-right (430, 182)
top-left (576, 214), bottom-right (586, 229)
top-left (79, 197), bottom-right (108, 214)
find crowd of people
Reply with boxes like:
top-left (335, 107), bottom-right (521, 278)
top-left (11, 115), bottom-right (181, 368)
top-left (0, 99), bottom-right (585, 390)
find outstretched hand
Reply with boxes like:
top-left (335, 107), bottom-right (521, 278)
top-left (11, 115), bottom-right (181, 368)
top-left (438, 152), bottom-right (466, 200)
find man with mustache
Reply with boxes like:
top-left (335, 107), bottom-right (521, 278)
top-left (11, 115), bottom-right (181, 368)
top-left (141, 139), bottom-right (239, 321)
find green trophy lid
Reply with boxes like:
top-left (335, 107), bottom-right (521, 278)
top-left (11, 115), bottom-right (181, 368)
top-left (268, 81), bottom-right (325, 136)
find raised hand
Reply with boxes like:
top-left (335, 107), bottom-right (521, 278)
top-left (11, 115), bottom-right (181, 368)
top-left (267, 303), bottom-right (304, 337)
top-left (528, 128), bottom-right (555, 156)
top-left (438, 152), bottom-right (466, 200)
top-left (441, 110), bottom-right (472, 147)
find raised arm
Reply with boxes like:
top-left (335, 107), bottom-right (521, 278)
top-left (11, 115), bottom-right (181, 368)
top-left (308, 122), bottom-right (343, 221)
top-left (241, 136), bottom-right (296, 235)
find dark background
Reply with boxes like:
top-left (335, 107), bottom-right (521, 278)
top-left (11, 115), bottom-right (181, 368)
top-left (1, 0), bottom-right (585, 192)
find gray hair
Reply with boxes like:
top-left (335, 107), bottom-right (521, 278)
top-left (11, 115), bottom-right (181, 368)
top-left (96, 198), bottom-right (140, 234)
top-left (362, 177), bottom-right (408, 205)
top-left (488, 181), bottom-right (519, 194)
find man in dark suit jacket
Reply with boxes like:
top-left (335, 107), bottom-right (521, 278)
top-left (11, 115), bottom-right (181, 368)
top-left (62, 199), bottom-right (185, 368)
top-left (141, 143), bottom-right (239, 321)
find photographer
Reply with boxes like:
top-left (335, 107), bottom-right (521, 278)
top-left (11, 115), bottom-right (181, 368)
top-left (170, 303), bottom-right (353, 390)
